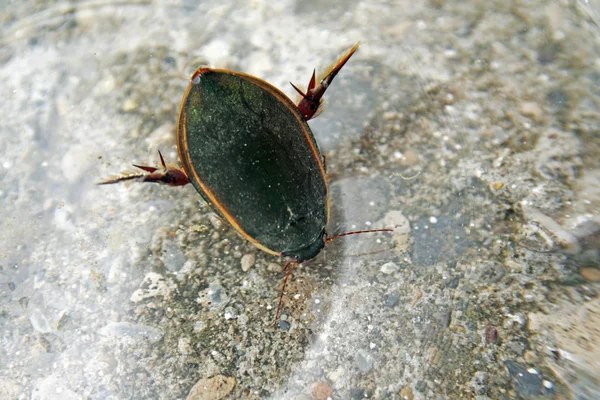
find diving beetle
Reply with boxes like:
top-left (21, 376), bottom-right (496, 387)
top-left (101, 43), bottom-right (392, 327)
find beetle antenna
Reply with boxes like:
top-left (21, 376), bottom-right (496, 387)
top-left (274, 261), bottom-right (298, 329)
top-left (325, 228), bottom-right (393, 244)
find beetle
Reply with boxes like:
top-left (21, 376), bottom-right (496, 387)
top-left (101, 43), bottom-right (392, 327)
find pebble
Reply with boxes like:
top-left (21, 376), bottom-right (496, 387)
top-left (122, 98), bottom-right (138, 111)
top-left (268, 262), bottom-right (282, 272)
top-left (355, 349), bottom-right (374, 373)
top-left (380, 261), bottom-right (399, 274)
top-left (186, 375), bottom-right (235, 400)
top-left (385, 293), bottom-right (399, 308)
top-left (519, 101), bottom-right (543, 122)
top-left (209, 215), bottom-right (223, 230)
top-left (278, 320), bottom-right (291, 331)
top-left (580, 267), bottom-right (600, 282)
top-left (162, 242), bottom-right (186, 271)
top-left (240, 253), bottom-right (255, 272)
top-left (193, 321), bottom-right (207, 333)
top-left (312, 382), bottom-right (333, 400)
top-left (485, 324), bottom-right (498, 344)
top-left (399, 386), bottom-right (414, 400)
top-left (178, 337), bottom-right (193, 356)
top-left (223, 307), bottom-right (237, 320)
top-left (197, 282), bottom-right (229, 311)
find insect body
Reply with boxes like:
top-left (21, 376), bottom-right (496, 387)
top-left (101, 43), bottom-right (391, 327)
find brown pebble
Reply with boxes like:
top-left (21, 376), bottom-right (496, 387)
top-left (485, 324), bottom-right (498, 344)
top-left (186, 375), bottom-right (235, 400)
top-left (580, 267), bottom-right (600, 282)
top-left (400, 386), bottom-right (414, 400)
top-left (312, 382), bottom-right (332, 400)
top-left (492, 182), bottom-right (504, 190)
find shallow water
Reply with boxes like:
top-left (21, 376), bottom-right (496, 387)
top-left (1, 1), bottom-right (599, 399)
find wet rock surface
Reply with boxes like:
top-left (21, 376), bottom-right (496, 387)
top-left (1, 0), bottom-right (599, 399)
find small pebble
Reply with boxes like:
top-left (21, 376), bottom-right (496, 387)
top-left (240, 254), bottom-right (255, 272)
top-left (312, 382), bottom-right (332, 400)
top-left (580, 267), bottom-right (600, 282)
top-left (380, 262), bottom-right (399, 274)
top-left (178, 337), bottom-right (192, 356)
top-left (485, 324), bottom-right (498, 344)
top-left (520, 101), bottom-right (543, 121)
top-left (355, 349), bottom-right (374, 372)
top-left (278, 320), bottom-right (291, 331)
top-left (399, 386), bottom-right (414, 400)
top-left (122, 98), bottom-right (138, 111)
top-left (209, 215), bottom-right (223, 230)
top-left (267, 262), bottom-right (282, 272)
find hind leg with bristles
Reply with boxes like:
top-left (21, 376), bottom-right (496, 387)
top-left (274, 261), bottom-right (299, 329)
top-left (98, 150), bottom-right (190, 186)
top-left (292, 43), bottom-right (360, 121)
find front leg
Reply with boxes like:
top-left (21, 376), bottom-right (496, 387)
top-left (291, 43), bottom-right (360, 121)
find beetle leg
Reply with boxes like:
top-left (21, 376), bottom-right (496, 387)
top-left (98, 150), bottom-right (190, 186)
top-left (274, 261), bottom-right (298, 328)
top-left (292, 43), bottom-right (360, 121)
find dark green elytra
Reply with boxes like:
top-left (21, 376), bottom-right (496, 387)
top-left (177, 68), bottom-right (329, 262)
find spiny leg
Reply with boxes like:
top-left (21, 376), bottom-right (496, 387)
top-left (291, 43), bottom-right (360, 121)
top-left (274, 261), bottom-right (299, 329)
top-left (98, 150), bottom-right (190, 186)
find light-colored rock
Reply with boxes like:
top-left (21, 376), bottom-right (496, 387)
top-left (240, 253), bottom-right (255, 272)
